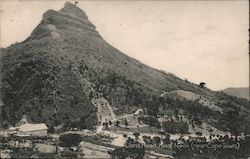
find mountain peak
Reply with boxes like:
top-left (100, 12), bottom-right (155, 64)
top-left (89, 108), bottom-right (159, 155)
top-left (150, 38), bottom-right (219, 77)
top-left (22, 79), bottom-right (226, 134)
top-left (29, 2), bottom-right (98, 40)
top-left (60, 2), bottom-right (88, 19)
top-left (2, 1), bottom-right (250, 138)
top-left (64, 1), bottom-right (76, 8)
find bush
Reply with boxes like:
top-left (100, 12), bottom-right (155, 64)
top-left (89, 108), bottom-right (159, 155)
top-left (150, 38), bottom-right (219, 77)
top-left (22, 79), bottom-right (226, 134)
top-left (61, 149), bottom-right (77, 158)
top-left (140, 115), bottom-right (160, 129)
top-left (59, 133), bottom-right (82, 147)
top-left (142, 136), bottom-right (152, 145)
top-left (162, 121), bottom-right (188, 134)
top-left (48, 125), bottom-right (55, 133)
top-left (109, 146), bottom-right (145, 159)
top-left (152, 136), bottom-right (161, 146)
top-left (195, 132), bottom-right (202, 137)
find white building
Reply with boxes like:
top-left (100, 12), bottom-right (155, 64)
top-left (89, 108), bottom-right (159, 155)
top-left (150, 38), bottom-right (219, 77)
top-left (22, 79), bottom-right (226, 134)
top-left (18, 123), bottom-right (48, 136)
top-left (0, 150), bottom-right (13, 158)
top-left (8, 127), bottom-right (18, 135)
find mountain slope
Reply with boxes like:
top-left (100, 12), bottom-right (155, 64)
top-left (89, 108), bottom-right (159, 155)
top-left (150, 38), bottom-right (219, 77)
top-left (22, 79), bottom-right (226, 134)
top-left (222, 87), bottom-right (249, 100)
top-left (1, 2), bottom-right (249, 134)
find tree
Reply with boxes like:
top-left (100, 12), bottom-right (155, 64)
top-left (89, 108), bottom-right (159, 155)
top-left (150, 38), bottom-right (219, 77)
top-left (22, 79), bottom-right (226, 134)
top-left (133, 132), bottom-right (140, 140)
top-left (108, 121), bottom-right (112, 127)
top-left (152, 136), bottom-right (161, 147)
top-left (103, 122), bottom-right (109, 130)
top-left (223, 109), bottom-right (243, 136)
top-left (159, 131), bottom-right (169, 140)
top-left (2, 121), bottom-right (8, 129)
top-left (108, 147), bottom-right (128, 159)
top-left (59, 133), bottom-right (82, 147)
top-left (193, 115), bottom-right (202, 127)
top-left (124, 119), bottom-right (128, 129)
top-left (192, 122), bottom-right (195, 128)
top-left (196, 132), bottom-right (202, 137)
top-left (109, 146), bottom-right (145, 159)
top-left (48, 125), bottom-right (55, 134)
top-left (78, 117), bottom-right (87, 129)
top-left (162, 136), bottom-right (170, 144)
top-left (162, 121), bottom-right (188, 134)
top-left (137, 117), bottom-right (142, 124)
top-left (199, 82), bottom-right (206, 88)
top-left (115, 120), bottom-right (120, 127)
top-left (180, 115), bottom-right (183, 121)
top-left (142, 136), bottom-right (152, 145)
top-left (141, 115), bottom-right (160, 130)
top-left (175, 109), bottom-right (179, 118)
top-left (155, 122), bottom-right (161, 132)
top-left (61, 149), bottom-right (77, 158)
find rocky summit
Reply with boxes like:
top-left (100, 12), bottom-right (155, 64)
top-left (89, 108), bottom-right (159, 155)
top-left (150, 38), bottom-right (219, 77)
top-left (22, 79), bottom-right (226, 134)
top-left (0, 2), bottom-right (249, 134)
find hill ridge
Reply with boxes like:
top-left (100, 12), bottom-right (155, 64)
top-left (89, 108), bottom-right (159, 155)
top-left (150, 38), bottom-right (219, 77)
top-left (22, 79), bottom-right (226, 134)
top-left (1, 2), bottom-right (249, 134)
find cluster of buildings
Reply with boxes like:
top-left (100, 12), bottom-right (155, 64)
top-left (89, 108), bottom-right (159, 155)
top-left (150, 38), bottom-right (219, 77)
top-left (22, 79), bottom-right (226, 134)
top-left (0, 115), bottom-right (51, 158)
top-left (6, 115), bottom-right (48, 137)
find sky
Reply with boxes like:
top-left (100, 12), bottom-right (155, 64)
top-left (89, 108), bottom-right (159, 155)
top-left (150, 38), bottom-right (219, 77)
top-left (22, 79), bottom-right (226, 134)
top-left (0, 0), bottom-right (249, 90)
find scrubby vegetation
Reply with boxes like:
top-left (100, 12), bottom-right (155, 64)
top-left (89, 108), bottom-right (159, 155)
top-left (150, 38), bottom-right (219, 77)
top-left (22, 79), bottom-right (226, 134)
top-left (59, 133), bottom-right (82, 147)
top-left (0, 0), bottom-right (249, 137)
top-left (162, 121), bottom-right (188, 134)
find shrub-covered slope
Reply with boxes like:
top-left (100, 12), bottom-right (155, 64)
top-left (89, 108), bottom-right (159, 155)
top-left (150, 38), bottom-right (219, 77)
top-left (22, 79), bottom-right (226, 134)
top-left (1, 2), bottom-right (249, 133)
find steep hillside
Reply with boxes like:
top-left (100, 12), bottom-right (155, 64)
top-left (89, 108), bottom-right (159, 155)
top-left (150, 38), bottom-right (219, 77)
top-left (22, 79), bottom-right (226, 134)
top-left (1, 2), bottom-right (249, 134)
top-left (222, 87), bottom-right (249, 100)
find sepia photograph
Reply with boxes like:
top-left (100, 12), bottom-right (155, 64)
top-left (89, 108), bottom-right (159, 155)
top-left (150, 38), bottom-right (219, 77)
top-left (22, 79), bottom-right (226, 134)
top-left (0, 0), bottom-right (249, 158)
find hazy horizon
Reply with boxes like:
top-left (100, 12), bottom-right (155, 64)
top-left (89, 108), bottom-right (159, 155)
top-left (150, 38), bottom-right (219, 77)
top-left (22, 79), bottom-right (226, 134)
top-left (0, 0), bottom-right (249, 90)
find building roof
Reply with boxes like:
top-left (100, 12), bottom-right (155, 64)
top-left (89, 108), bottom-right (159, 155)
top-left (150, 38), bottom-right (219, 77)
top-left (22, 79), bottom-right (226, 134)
top-left (9, 127), bottom-right (18, 131)
top-left (19, 123), bottom-right (48, 132)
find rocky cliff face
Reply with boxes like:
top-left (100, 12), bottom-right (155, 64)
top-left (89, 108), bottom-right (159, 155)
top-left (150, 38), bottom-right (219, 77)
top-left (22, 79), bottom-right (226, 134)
top-left (1, 2), bottom-right (249, 133)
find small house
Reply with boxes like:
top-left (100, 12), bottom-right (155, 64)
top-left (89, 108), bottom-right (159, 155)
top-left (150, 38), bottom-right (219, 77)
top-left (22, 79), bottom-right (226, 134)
top-left (18, 123), bottom-right (48, 137)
